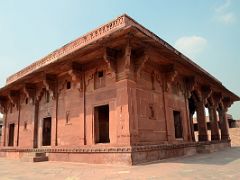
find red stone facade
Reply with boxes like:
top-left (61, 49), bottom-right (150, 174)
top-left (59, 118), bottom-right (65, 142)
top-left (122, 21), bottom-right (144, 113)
top-left (0, 14), bottom-right (239, 165)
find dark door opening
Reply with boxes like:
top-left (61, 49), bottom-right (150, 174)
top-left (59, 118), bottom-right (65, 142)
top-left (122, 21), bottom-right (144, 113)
top-left (94, 105), bottom-right (110, 143)
top-left (42, 117), bottom-right (51, 146)
top-left (173, 111), bottom-right (183, 139)
top-left (8, 123), bottom-right (15, 146)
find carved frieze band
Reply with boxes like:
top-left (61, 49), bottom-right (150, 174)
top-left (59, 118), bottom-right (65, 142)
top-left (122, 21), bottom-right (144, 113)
top-left (7, 15), bottom-right (126, 85)
top-left (0, 140), bottom-right (230, 153)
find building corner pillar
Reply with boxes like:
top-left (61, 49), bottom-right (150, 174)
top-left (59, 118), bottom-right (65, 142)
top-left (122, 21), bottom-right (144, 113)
top-left (116, 79), bottom-right (132, 146)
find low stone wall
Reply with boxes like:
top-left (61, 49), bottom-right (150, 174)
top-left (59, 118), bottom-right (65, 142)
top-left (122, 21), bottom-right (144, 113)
top-left (196, 141), bottom-right (230, 153)
top-left (0, 140), bottom-right (231, 165)
top-left (230, 127), bottom-right (240, 146)
top-left (131, 146), bottom-right (197, 165)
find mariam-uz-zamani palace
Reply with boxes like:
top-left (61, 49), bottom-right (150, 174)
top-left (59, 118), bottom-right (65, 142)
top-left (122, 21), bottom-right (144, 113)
top-left (0, 15), bottom-right (239, 165)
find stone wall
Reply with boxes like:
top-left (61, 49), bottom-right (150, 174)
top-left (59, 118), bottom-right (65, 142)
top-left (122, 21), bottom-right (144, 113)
top-left (230, 127), bottom-right (240, 146)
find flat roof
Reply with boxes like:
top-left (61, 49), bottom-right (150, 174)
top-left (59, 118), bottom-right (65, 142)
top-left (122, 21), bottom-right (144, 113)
top-left (1, 14), bottom-right (239, 100)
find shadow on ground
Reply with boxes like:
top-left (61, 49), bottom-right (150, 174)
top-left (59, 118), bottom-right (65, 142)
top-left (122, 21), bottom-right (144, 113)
top-left (139, 146), bottom-right (240, 166)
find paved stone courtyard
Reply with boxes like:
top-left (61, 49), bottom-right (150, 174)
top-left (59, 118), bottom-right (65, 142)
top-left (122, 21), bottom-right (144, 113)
top-left (0, 147), bottom-right (240, 180)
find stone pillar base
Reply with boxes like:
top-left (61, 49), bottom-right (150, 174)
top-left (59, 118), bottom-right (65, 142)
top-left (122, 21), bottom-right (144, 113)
top-left (198, 135), bottom-right (208, 141)
top-left (221, 134), bottom-right (230, 140)
top-left (211, 135), bottom-right (220, 141)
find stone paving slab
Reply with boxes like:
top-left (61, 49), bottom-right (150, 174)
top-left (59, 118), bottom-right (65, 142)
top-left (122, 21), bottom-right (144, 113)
top-left (0, 147), bottom-right (240, 180)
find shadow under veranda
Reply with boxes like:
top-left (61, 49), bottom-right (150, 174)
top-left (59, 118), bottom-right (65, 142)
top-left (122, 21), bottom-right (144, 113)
top-left (137, 146), bottom-right (240, 166)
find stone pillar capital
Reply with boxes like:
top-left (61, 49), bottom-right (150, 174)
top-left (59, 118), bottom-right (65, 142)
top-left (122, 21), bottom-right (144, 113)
top-left (184, 76), bottom-right (196, 98)
top-left (207, 95), bottom-right (218, 109)
top-left (211, 92), bottom-right (222, 107)
top-left (200, 85), bottom-right (212, 103)
top-left (222, 97), bottom-right (233, 111)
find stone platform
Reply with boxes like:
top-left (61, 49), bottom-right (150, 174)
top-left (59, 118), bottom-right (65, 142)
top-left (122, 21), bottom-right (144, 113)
top-left (0, 140), bottom-right (230, 165)
top-left (1, 146), bottom-right (240, 179)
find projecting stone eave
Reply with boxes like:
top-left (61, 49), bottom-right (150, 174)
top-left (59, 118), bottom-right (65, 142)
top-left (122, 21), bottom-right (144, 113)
top-left (1, 14), bottom-right (239, 101)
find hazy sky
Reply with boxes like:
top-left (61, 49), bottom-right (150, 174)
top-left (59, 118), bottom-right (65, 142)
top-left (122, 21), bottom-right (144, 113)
top-left (0, 0), bottom-right (239, 118)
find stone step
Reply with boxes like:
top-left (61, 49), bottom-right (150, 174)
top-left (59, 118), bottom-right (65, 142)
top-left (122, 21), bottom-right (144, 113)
top-left (35, 152), bottom-right (46, 157)
top-left (33, 156), bottom-right (48, 162)
top-left (21, 152), bottom-right (48, 162)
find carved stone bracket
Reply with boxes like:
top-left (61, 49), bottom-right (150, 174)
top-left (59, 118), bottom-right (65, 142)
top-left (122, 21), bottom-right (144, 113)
top-left (159, 64), bottom-right (178, 92)
top-left (23, 84), bottom-right (36, 103)
top-left (123, 41), bottom-right (132, 74)
top-left (201, 86), bottom-right (212, 105)
top-left (222, 97), bottom-right (233, 111)
top-left (68, 69), bottom-right (83, 82)
top-left (212, 92), bottom-right (222, 108)
top-left (134, 52), bottom-right (149, 79)
top-left (68, 62), bottom-right (84, 92)
top-left (43, 74), bottom-right (57, 99)
top-left (36, 87), bottom-right (45, 102)
top-left (151, 71), bottom-right (156, 90)
top-left (0, 96), bottom-right (7, 114)
top-left (193, 85), bottom-right (212, 104)
top-left (184, 76), bottom-right (196, 98)
top-left (103, 47), bottom-right (118, 73)
top-left (207, 96), bottom-right (214, 107)
top-left (116, 41), bottom-right (133, 80)
top-left (8, 91), bottom-right (20, 110)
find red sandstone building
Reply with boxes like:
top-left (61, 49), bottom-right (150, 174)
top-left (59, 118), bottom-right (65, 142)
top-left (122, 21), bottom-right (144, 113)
top-left (0, 15), bottom-right (239, 165)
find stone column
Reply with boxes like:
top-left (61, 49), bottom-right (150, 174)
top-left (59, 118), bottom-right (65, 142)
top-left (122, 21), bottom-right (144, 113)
top-left (184, 76), bottom-right (196, 142)
top-left (196, 100), bottom-right (208, 141)
top-left (189, 113), bottom-right (195, 142)
top-left (218, 108), bottom-right (230, 140)
top-left (33, 100), bottom-right (39, 148)
top-left (0, 98), bottom-right (7, 147)
top-left (1, 113), bottom-right (7, 147)
top-left (116, 79), bottom-right (131, 146)
top-left (208, 105), bottom-right (220, 141)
